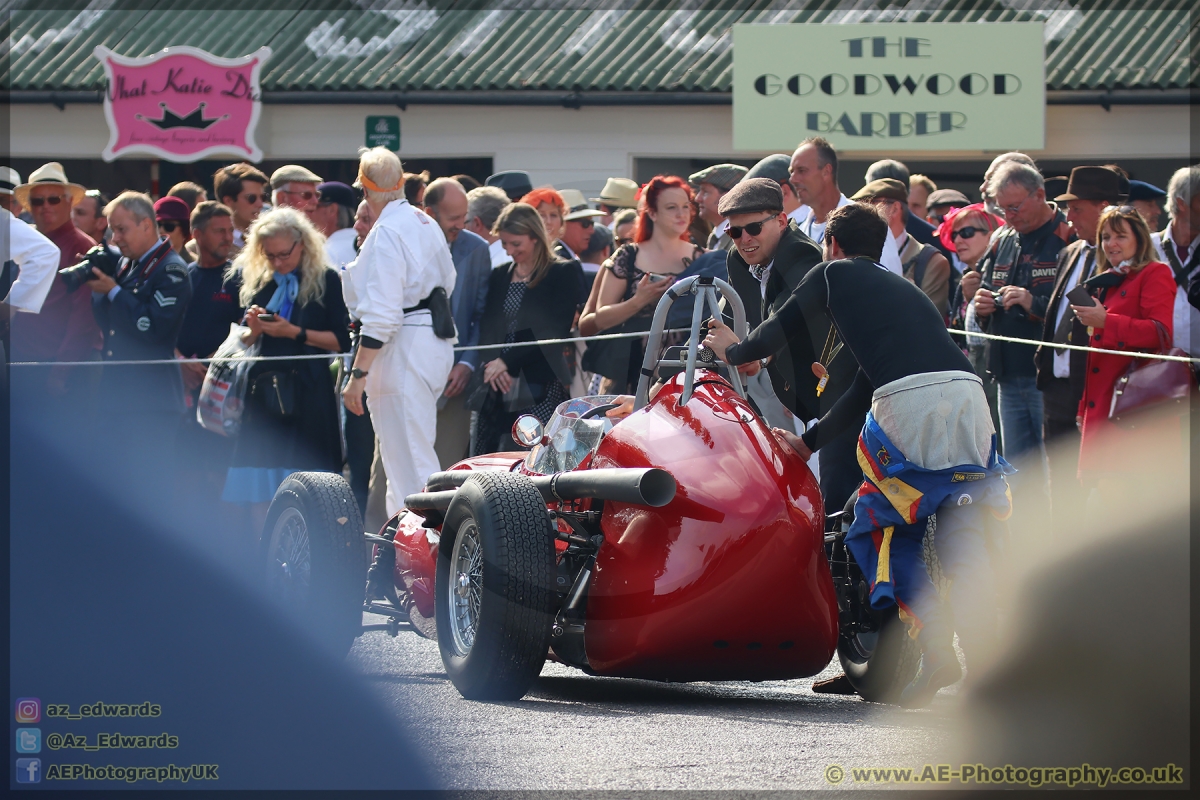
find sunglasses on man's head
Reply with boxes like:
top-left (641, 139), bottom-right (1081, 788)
top-left (951, 226), bottom-right (986, 241)
top-left (29, 195), bottom-right (65, 207)
top-left (158, 221), bottom-right (180, 233)
top-left (728, 215), bottom-right (777, 240)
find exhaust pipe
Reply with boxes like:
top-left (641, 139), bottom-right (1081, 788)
top-left (404, 467), bottom-right (676, 512)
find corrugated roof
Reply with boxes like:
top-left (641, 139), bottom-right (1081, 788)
top-left (4, 0), bottom-right (1196, 94)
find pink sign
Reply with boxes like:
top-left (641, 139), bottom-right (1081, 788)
top-left (95, 45), bottom-right (271, 163)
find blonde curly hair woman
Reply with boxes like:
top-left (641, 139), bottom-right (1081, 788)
top-left (221, 206), bottom-right (352, 517)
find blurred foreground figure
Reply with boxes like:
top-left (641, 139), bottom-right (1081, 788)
top-left (950, 408), bottom-right (1189, 778)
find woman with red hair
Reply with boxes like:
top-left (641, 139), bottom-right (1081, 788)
top-left (520, 187), bottom-right (568, 248)
top-left (578, 175), bottom-right (705, 392)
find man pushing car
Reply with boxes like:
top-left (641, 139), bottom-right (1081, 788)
top-left (704, 202), bottom-right (1013, 708)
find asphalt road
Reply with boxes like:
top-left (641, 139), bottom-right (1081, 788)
top-left (348, 617), bottom-right (960, 791)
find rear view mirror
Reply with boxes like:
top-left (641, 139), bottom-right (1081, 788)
top-left (512, 415), bottom-right (544, 448)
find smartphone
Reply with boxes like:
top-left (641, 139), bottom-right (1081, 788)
top-left (1066, 285), bottom-right (1096, 307)
top-left (648, 274), bottom-right (669, 284)
top-left (257, 312), bottom-right (277, 321)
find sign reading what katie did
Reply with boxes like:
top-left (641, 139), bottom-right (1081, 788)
top-left (733, 23), bottom-right (1044, 151)
top-left (95, 45), bottom-right (271, 163)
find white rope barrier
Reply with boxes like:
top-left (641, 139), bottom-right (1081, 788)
top-left (6, 327), bottom-right (692, 368)
top-left (945, 327), bottom-right (1200, 364)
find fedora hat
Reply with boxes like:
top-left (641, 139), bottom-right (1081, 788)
top-left (1055, 166), bottom-right (1129, 204)
top-left (14, 162), bottom-right (87, 207)
top-left (590, 177), bottom-right (639, 209)
top-left (559, 188), bottom-right (605, 221)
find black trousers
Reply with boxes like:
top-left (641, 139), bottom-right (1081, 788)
top-left (1041, 377), bottom-right (1083, 535)
top-left (818, 423), bottom-right (864, 520)
top-left (343, 390), bottom-right (376, 518)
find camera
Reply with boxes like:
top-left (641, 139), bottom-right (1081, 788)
top-left (58, 244), bottom-right (123, 293)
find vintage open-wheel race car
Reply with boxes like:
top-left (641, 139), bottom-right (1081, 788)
top-left (262, 276), bottom-right (919, 702)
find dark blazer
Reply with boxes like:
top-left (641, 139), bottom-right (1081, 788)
top-left (1034, 239), bottom-right (1096, 399)
top-left (448, 229), bottom-right (492, 370)
top-left (478, 259), bottom-right (584, 387)
top-left (905, 208), bottom-right (951, 259)
top-left (723, 222), bottom-right (834, 421)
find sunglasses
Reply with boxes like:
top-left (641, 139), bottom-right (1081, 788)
top-left (575, 218), bottom-right (595, 229)
top-left (29, 195), bottom-right (66, 207)
top-left (158, 221), bottom-right (181, 233)
top-left (240, 193), bottom-right (263, 204)
top-left (951, 226), bottom-right (986, 241)
top-left (728, 215), bottom-right (778, 240)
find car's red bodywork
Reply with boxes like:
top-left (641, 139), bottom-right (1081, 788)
top-left (389, 371), bottom-right (839, 682)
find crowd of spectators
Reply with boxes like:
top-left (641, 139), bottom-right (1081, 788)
top-left (3, 148), bottom-right (1196, 538)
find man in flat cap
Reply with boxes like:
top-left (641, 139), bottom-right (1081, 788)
top-left (311, 181), bottom-right (359, 268)
top-left (713, 179), bottom-right (866, 516)
top-left (270, 164), bottom-right (323, 215)
top-left (689, 163), bottom-right (748, 251)
top-left (855, 178), bottom-right (952, 314)
top-left (925, 188), bottom-right (970, 226)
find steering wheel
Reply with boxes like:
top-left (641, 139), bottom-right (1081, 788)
top-left (580, 403), bottom-right (620, 420)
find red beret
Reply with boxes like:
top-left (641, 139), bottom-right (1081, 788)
top-left (154, 196), bottom-right (191, 222)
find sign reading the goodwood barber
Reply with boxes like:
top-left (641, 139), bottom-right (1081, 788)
top-left (95, 45), bottom-right (271, 163)
top-left (733, 23), bottom-right (1044, 151)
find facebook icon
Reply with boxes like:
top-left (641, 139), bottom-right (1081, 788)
top-left (16, 758), bottom-right (41, 784)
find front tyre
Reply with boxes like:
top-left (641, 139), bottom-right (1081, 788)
top-left (262, 472), bottom-right (366, 657)
top-left (436, 472), bottom-right (556, 700)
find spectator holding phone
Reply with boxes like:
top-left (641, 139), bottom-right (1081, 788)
top-left (221, 208), bottom-right (351, 522)
top-left (1072, 205), bottom-right (1177, 491)
top-left (579, 175), bottom-right (704, 393)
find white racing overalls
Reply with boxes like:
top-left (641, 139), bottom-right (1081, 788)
top-left (343, 198), bottom-right (457, 515)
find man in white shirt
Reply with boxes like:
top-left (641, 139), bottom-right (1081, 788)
top-left (2, 208), bottom-right (59, 315)
top-left (789, 136), bottom-right (851, 248)
top-left (464, 186), bottom-right (512, 268)
top-left (1034, 166), bottom-right (1124, 532)
top-left (311, 182), bottom-right (359, 268)
top-left (1150, 165), bottom-right (1200, 354)
top-left (853, 179), bottom-right (948, 298)
top-left (341, 148), bottom-right (458, 516)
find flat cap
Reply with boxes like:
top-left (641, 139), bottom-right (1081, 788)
top-left (744, 154), bottom-right (792, 185)
top-left (1128, 179), bottom-right (1166, 201)
top-left (926, 188), bottom-right (971, 208)
top-left (317, 181), bottom-right (358, 208)
top-left (851, 178), bottom-right (908, 203)
top-left (271, 164), bottom-right (323, 188)
top-left (688, 163), bottom-right (748, 193)
top-left (485, 170), bottom-right (533, 202)
top-left (717, 177), bottom-right (784, 218)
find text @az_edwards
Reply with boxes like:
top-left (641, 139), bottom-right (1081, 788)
top-left (824, 762), bottom-right (1185, 788)
top-left (42, 763), bottom-right (218, 783)
top-left (46, 731), bottom-right (179, 750)
top-left (45, 701), bottom-right (161, 720)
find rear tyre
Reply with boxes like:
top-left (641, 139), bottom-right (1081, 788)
top-left (838, 606), bottom-right (921, 704)
top-left (436, 472), bottom-right (556, 701)
top-left (262, 472), bottom-right (366, 657)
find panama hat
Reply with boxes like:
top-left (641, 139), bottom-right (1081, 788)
top-left (14, 162), bottom-right (87, 207)
top-left (590, 177), bottom-right (640, 209)
top-left (0, 167), bottom-right (21, 195)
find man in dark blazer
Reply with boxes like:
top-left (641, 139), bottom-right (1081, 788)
top-left (716, 178), bottom-right (861, 514)
top-left (1034, 166), bottom-right (1126, 531)
top-left (424, 178), bottom-right (492, 468)
top-left (864, 159), bottom-right (950, 258)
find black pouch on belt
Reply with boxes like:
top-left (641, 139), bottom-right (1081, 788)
top-left (424, 287), bottom-right (458, 340)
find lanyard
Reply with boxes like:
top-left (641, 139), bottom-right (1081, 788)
top-left (813, 325), bottom-right (844, 396)
top-left (118, 239), bottom-right (173, 287)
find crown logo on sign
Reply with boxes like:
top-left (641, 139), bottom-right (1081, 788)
top-left (136, 102), bottom-right (228, 130)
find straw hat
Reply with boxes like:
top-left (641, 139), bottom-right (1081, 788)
top-left (14, 162), bottom-right (87, 207)
top-left (590, 177), bottom-right (640, 209)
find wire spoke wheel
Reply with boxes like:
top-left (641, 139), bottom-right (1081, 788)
top-left (448, 521), bottom-right (484, 656)
top-left (267, 506), bottom-right (312, 606)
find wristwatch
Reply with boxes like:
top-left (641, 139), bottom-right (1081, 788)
top-left (759, 358), bottom-right (770, 371)
top-left (351, 367), bottom-right (369, 380)
top-left (294, 327), bottom-right (307, 344)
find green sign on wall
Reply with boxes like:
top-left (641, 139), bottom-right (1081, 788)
top-left (733, 23), bottom-right (1045, 152)
top-left (366, 115), bottom-right (400, 151)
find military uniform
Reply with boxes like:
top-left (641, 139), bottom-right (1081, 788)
top-left (93, 238), bottom-right (192, 415)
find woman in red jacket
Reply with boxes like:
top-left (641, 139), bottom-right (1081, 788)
top-left (1070, 205), bottom-right (1178, 486)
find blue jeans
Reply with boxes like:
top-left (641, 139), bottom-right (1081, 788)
top-left (998, 376), bottom-right (1048, 498)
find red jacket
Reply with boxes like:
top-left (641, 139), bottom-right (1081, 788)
top-left (1077, 261), bottom-right (1177, 478)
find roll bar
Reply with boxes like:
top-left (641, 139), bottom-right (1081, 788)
top-left (633, 275), bottom-right (749, 410)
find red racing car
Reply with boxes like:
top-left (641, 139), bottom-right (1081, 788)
top-left (263, 276), bottom-right (918, 702)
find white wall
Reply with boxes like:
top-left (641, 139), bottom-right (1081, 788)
top-left (9, 101), bottom-right (1193, 198)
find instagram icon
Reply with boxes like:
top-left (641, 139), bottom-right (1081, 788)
top-left (15, 698), bottom-right (41, 724)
